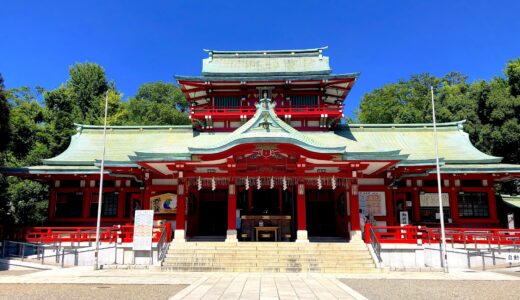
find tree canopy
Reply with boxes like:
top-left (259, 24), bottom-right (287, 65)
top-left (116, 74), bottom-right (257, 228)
top-left (356, 60), bottom-right (520, 165)
top-left (0, 64), bottom-right (189, 227)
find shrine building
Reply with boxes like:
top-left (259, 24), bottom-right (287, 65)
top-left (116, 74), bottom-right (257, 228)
top-left (6, 47), bottom-right (520, 243)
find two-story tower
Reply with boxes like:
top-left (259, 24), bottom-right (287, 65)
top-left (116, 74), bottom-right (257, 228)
top-left (176, 47), bottom-right (358, 132)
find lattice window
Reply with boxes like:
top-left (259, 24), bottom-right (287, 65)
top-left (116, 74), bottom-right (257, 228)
top-left (458, 192), bottom-right (489, 218)
top-left (90, 192), bottom-right (119, 217)
top-left (291, 95), bottom-right (317, 106)
top-left (214, 96), bottom-right (240, 107)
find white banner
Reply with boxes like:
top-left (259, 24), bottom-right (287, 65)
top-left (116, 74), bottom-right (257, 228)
top-left (133, 210), bottom-right (154, 251)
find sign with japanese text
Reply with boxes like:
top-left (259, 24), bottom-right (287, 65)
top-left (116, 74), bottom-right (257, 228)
top-left (132, 210), bottom-right (154, 251)
top-left (505, 253), bottom-right (520, 263)
top-left (399, 211), bottom-right (409, 226)
top-left (420, 193), bottom-right (449, 207)
top-left (359, 191), bottom-right (386, 216)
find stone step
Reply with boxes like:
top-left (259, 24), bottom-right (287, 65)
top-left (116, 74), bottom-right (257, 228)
top-left (168, 248), bottom-right (368, 253)
top-left (162, 241), bottom-right (377, 273)
top-left (163, 261), bottom-right (374, 268)
top-left (166, 253), bottom-right (371, 260)
top-left (166, 251), bottom-right (370, 255)
top-left (173, 242), bottom-right (366, 248)
top-left (161, 266), bottom-right (380, 273)
top-left (162, 258), bottom-right (375, 265)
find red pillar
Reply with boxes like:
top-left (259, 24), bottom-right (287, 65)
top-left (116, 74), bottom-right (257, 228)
top-left (49, 189), bottom-right (56, 220)
top-left (297, 182), bottom-right (306, 231)
top-left (488, 189), bottom-right (498, 223)
top-left (248, 188), bottom-right (252, 214)
top-left (350, 181), bottom-right (360, 231)
top-left (449, 188), bottom-right (459, 224)
top-left (83, 189), bottom-right (91, 219)
top-left (176, 180), bottom-right (186, 231)
top-left (412, 191), bottom-right (421, 223)
top-left (227, 181), bottom-right (237, 230)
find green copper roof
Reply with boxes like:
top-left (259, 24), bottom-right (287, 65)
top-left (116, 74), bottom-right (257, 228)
top-left (8, 105), bottom-right (518, 176)
top-left (43, 124), bottom-right (193, 166)
top-left (200, 47), bottom-right (332, 77)
top-left (175, 73), bottom-right (359, 82)
top-left (185, 98), bottom-right (347, 155)
top-left (1, 165), bottom-right (104, 175)
top-left (501, 195), bottom-right (520, 209)
top-left (439, 163), bottom-right (520, 173)
top-left (332, 121), bottom-right (502, 164)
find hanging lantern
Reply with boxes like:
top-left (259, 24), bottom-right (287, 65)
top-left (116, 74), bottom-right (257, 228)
top-left (197, 176), bottom-right (202, 191)
top-left (211, 177), bottom-right (216, 191)
top-left (245, 176), bottom-right (250, 190)
top-left (257, 176), bottom-right (261, 190)
top-left (317, 176), bottom-right (322, 190)
top-left (270, 176), bottom-right (274, 189)
top-left (331, 175), bottom-right (336, 190)
top-left (283, 176), bottom-right (287, 191)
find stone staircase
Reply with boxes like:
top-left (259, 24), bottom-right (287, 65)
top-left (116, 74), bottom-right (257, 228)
top-left (161, 240), bottom-right (379, 273)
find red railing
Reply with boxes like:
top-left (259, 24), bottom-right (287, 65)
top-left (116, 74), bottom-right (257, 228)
top-left (365, 224), bottom-right (421, 244)
top-left (191, 105), bottom-right (343, 116)
top-left (23, 223), bottom-right (172, 244)
top-left (365, 224), bottom-right (520, 246)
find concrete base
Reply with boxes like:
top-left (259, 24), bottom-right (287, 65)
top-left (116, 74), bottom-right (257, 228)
top-left (173, 229), bottom-right (186, 243)
top-left (295, 230), bottom-right (309, 243)
top-left (349, 230), bottom-right (363, 242)
top-left (225, 229), bottom-right (238, 243)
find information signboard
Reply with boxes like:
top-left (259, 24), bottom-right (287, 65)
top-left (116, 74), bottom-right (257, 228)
top-left (359, 191), bottom-right (386, 216)
top-left (133, 210), bottom-right (154, 251)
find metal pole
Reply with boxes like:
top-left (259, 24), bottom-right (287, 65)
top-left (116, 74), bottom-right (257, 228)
top-left (431, 86), bottom-right (449, 272)
top-left (94, 91), bottom-right (109, 270)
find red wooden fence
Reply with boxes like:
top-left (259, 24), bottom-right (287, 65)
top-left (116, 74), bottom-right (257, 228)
top-left (365, 223), bottom-right (520, 246)
top-left (21, 223), bottom-right (172, 244)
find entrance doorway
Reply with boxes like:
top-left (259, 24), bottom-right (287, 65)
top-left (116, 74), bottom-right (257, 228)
top-left (252, 189), bottom-right (279, 215)
top-left (198, 189), bottom-right (227, 236)
top-left (306, 189), bottom-right (337, 237)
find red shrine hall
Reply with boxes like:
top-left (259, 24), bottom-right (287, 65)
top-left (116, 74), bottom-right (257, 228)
top-left (4, 47), bottom-right (520, 243)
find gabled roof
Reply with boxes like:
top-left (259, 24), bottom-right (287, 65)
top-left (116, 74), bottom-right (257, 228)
top-left (200, 47), bottom-right (332, 77)
top-left (332, 121), bottom-right (502, 164)
top-left (43, 124), bottom-right (193, 166)
top-left (4, 108), bottom-right (519, 176)
top-left (185, 98), bottom-right (347, 155)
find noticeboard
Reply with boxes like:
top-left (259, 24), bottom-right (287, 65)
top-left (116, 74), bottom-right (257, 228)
top-left (359, 191), bottom-right (386, 216)
top-left (133, 210), bottom-right (154, 251)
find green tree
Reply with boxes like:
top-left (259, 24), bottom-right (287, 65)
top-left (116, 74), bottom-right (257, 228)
top-left (0, 73), bottom-right (10, 153)
top-left (506, 58), bottom-right (520, 97)
top-left (1, 87), bottom-right (51, 227)
top-left (119, 81), bottom-right (190, 125)
top-left (5, 177), bottom-right (48, 226)
top-left (356, 62), bottom-right (520, 165)
top-left (0, 73), bottom-right (11, 228)
top-left (68, 62), bottom-right (109, 123)
top-left (7, 87), bottom-right (51, 162)
top-left (43, 85), bottom-right (78, 154)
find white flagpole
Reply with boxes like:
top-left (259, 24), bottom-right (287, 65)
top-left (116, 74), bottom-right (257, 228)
top-left (431, 86), bottom-right (448, 272)
top-left (94, 91), bottom-right (109, 270)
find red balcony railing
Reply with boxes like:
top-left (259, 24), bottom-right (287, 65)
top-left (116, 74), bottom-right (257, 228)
top-left (22, 224), bottom-right (172, 244)
top-left (365, 224), bottom-right (520, 246)
top-left (191, 105), bottom-right (343, 117)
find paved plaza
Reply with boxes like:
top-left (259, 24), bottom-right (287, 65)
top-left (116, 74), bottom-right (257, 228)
top-left (1, 265), bottom-right (520, 299)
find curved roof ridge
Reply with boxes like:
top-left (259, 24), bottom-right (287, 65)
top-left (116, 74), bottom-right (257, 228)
top-left (74, 123), bottom-right (193, 130)
top-left (203, 47), bottom-right (328, 55)
top-left (342, 120), bottom-right (466, 129)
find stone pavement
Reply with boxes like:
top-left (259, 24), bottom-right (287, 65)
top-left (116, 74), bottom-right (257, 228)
top-left (1, 266), bottom-right (519, 299)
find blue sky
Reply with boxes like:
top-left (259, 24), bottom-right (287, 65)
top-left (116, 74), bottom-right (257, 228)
top-left (1, 0), bottom-right (519, 118)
